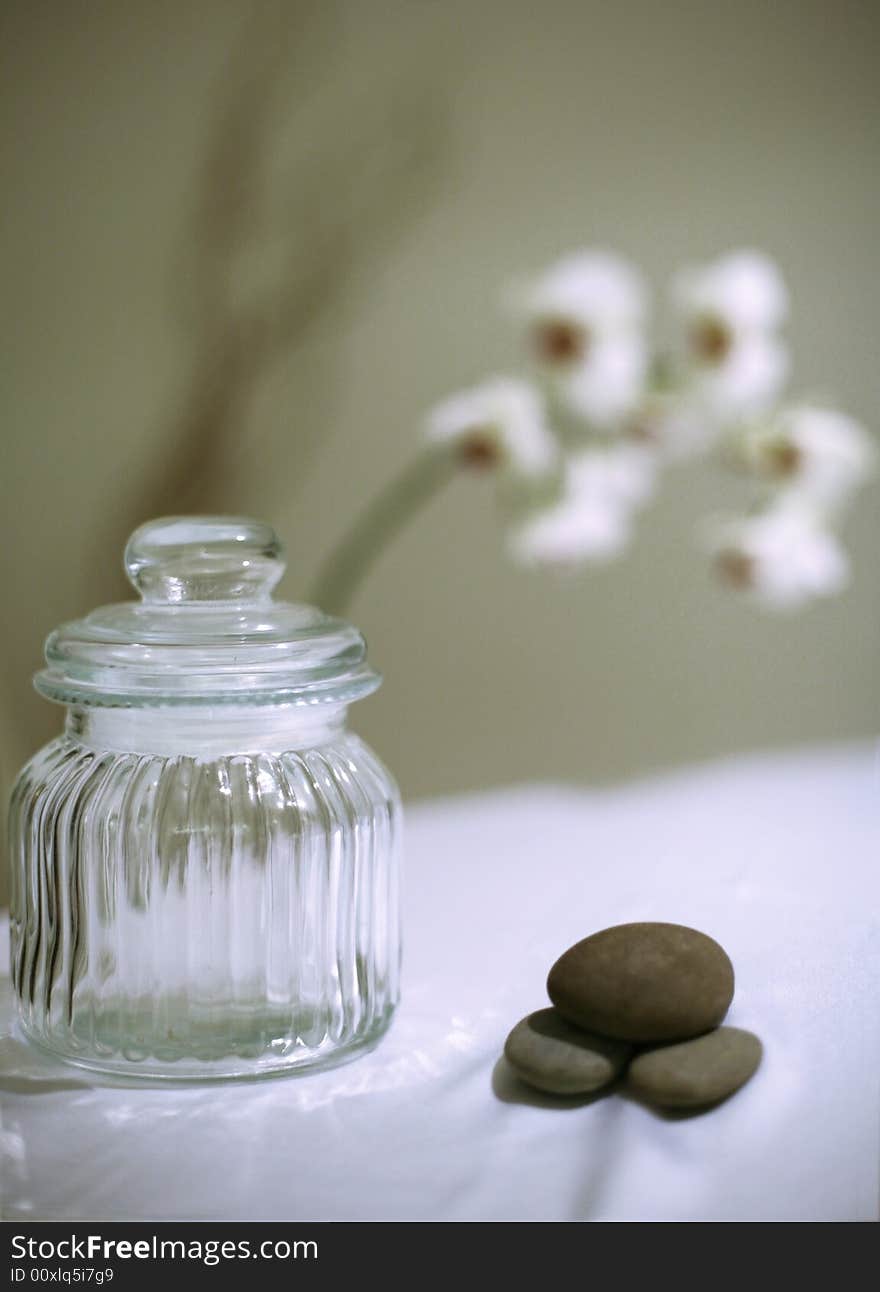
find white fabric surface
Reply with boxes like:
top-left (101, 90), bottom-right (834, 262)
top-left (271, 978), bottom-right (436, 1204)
top-left (1, 742), bottom-right (878, 1222)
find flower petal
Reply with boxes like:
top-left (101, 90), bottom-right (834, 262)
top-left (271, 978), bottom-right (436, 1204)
top-left (569, 443), bottom-right (658, 511)
top-left (425, 377), bottom-right (558, 477)
top-left (514, 250), bottom-right (647, 332)
top-left (673, 250), bottom-right (789, 336)
top-left (508, 495), bottom-right (631, 568)
top-left (690, 335), bottom-right (789, 422)
top-left (742, 404), bottom-right (876, 514)
top-left (711, 504), bottom-right (850, 610)
top-left (507, 445), bottom-right (651, 569)
top-left (552, 334), bottom-right (648, 427)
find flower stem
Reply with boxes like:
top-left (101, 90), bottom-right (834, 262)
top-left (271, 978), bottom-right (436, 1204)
top-left (308, 447), bottom-right (457, 615)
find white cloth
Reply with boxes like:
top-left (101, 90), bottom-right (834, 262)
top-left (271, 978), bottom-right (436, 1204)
top-left (1, 743), bottom-right (878, 1222)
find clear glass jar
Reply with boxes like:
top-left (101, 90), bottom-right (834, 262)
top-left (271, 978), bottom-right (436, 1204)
top-left (8, 517), bottom-right (401, 1080)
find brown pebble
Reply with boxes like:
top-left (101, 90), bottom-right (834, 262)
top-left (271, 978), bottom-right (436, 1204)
top-left (547, 922), bottom-right (734, 1043)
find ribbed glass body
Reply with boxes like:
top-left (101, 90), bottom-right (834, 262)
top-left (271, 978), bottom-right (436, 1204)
top-left (9, 704), bottom-right (401, 1080)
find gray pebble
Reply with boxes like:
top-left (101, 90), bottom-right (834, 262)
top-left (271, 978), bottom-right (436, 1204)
top-left (504, 1007), bottom-right (632, 1095)
top-left (627, 1026), bottom-right (763, 1108)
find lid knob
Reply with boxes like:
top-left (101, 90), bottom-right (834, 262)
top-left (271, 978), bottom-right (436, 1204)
top-left (124, 516), bottom-right (285, 604)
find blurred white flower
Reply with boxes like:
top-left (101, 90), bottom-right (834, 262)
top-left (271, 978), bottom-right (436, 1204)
top-left (711, 504), bottom-right (850, 610)
top-left (672, 250), bottom-right (789, 425)
top-left (508, 444), bottom-right (655, 569)
top-left (674, 250), bottom-right (788, 338)
top-left (569, 443), bottom-right (658, 511)
top-left (741, 404), bottom-right (876, 514)
top-left (555, 335), bottom-right (648, 427)
top-left (513, 250), bottom-right (648, 427)
top-left (508, 491), bottom-right (631, 569)
top-left (425, 377), bottom-right (557, 477)
top-left (517, 250), bottom-right (646, 333)
top-left (687, 333), bottom-right (789, 422)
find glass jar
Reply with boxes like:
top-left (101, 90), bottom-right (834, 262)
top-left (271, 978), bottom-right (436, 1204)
top-left (8, 517), bottom-right (401, 1080)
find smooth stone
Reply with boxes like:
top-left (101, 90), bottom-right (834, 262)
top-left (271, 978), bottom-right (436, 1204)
top-left (627, 1026), bottom-right (763, 1108)
top-left (503, 1007), bottom-right (632, 1095)
top-left (547, 922), bottom-right (735, 1043)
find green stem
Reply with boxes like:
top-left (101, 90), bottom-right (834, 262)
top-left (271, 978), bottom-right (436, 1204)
top-left (308, 447), bottom-right (457, 615)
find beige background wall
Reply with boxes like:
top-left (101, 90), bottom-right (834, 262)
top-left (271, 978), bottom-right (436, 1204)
top-left (2, 0), bottom-right (878, 904)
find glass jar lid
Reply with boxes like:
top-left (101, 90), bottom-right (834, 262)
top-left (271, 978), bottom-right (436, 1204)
top-left (35, 517), bottom-right (381, 708)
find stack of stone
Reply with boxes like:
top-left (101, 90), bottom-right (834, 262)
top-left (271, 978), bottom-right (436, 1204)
top-left (503, 923), bottom-right (762, 1110)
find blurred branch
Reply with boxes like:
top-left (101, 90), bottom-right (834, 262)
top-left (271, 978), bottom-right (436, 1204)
top-left (309, 447), bottom-right (457, 615)
top-left (1, 0), bottom-right (454, 896)
top-left (98, 0), bottom-right (452, 584)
